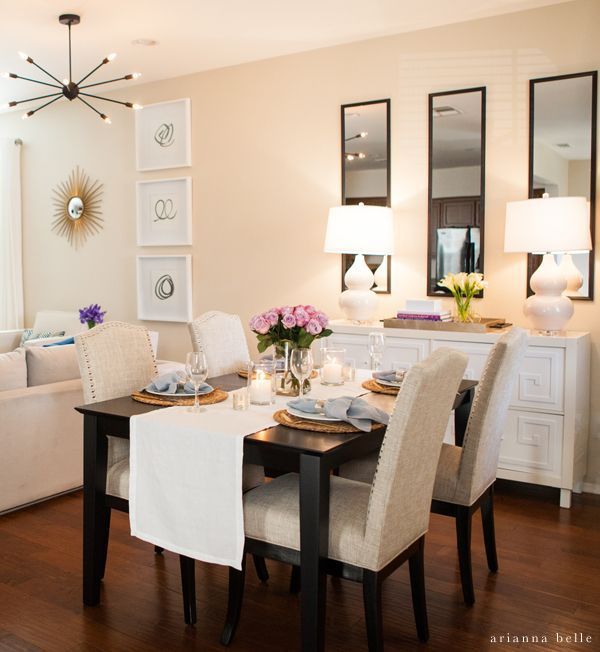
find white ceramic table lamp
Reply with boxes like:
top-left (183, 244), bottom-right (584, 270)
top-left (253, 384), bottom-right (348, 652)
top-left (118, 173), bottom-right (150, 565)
top-left (504, 194), bottom-right (591, 333)
top-left (324, 203), bottom-right (394, 321)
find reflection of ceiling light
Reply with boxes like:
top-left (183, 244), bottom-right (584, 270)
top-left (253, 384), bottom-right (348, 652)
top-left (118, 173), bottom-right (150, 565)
top-left (132, 38), bottom-right (158, 46)
top-left (345, 152), bottom-right (366, 161)
top-left (555, 143), bottom-right (571, 148)
top-left (433, 105), bottom-right (462, 117)
top-left (346, 112), bottom-right (360, 118)
top-left (3, 14), bottom-right (142, 122)
top-left (345, 131), bottom-right (368, 142)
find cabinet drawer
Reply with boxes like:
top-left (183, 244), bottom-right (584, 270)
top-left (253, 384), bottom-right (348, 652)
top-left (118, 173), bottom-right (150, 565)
top-left (327, 334), bottom-right (429, 370)
top-left (510, 346), bottom-right (564, 413)
top-left (498, 409), bottom-right (563, 479)
top-left (431, 340), bottom-right (493, 380)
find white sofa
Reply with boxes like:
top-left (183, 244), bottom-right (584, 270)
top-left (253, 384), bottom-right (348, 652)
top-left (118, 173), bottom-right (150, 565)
top-left (0, 323), bottom-right (174, 514)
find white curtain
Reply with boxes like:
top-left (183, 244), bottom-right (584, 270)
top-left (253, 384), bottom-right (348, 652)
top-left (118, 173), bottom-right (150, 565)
top-left (0, 138), bottom-right (24, 330)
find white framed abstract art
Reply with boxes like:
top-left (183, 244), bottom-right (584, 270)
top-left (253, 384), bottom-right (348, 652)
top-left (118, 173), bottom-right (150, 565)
top-left (137, 255), bottom-right (192, 322)
top-left (136, 177), bottom-right (192, 246)
top-left (135, 98), bottom-right (192, 171)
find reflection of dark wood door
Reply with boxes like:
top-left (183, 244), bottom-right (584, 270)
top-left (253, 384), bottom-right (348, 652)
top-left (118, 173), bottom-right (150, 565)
top-left (533, 188), bottom-right (545, 198)
top-left (433, 197), bottom-right (480, 227)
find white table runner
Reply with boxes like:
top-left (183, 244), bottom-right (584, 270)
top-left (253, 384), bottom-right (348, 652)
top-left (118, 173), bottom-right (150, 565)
top-left (129, 370), bottom-right (371, 569)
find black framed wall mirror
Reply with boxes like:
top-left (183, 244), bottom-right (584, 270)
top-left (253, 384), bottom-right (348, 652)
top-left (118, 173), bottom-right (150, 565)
top-left (427, 87), bottom-right (486, 295)
top-left (341, 99), bottom-right (391, 293)
top-left (528, 71), bottom-right (597, 300)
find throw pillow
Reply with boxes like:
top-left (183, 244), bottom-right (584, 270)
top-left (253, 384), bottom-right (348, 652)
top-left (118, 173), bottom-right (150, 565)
top-left (19, 329), bottom-right (66, 346)
top-left (0, 347), bottom-right (28, 391)
top-left (26, 345), bottom-right (80, 387)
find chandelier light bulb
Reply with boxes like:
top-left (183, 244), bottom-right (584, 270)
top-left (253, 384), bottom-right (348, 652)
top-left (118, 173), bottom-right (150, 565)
top-left (0, 72), bottom-right (9, 78)
top-left (18, 51), bottom-right (28, 60)
top-left (360, 131), bottom-right (368, 138)
top-left (132, 103), bottom-right (143, 110)
top-left (347, 154), bottom-right (355, 161)
top-left (131, 72), bottom-right (142, 79)
top-left (107, 53), bottom-right (117, 62)
top-left (22, 111), bottom-right (33, 120)
top-left (62, 78), bottom-right (69, 85)
top-left (358, 152), bottom-right (366, 159)
top-left (100, 113), bottom-right (111, 124)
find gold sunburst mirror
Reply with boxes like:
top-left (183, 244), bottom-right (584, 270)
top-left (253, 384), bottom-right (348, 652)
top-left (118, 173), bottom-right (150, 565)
top-left (52, 166), bottom-right (104, 247)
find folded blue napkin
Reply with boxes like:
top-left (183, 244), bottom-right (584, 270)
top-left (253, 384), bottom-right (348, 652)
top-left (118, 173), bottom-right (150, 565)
top-left (372, 369), bottom-right (406, 384)
top-left (146, 371), bottom-right (213, 395)
top-left (288, 397), bottom-right (389, 432)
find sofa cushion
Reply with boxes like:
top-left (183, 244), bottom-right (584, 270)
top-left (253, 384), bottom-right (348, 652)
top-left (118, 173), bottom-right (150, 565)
top-left (26, 344), bottom-right (80, 387)
top-left (0, 347), bottom-right (27, 391)
top-left (19, 329), bottom-right (65, 346)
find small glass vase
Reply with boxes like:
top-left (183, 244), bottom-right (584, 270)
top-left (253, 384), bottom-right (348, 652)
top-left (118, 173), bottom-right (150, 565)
top-left (454, 296), bottom-right (477, 323)
top-left (274, 340), bottom-right (311, 396)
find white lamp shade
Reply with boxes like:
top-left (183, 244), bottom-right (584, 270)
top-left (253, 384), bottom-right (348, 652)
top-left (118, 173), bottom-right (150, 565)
top-left (324, 204), bottom-right (394, 255)
top-left (504, 195), bottom-right (591, 253)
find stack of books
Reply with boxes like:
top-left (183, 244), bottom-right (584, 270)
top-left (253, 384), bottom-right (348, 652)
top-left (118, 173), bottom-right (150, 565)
top-left (395, 299), bottom-right (452, 322)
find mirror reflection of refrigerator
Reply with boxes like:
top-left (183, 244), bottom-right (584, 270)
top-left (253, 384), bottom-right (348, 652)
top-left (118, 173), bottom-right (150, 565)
top-left (436, 227), bottom-right (480, 277)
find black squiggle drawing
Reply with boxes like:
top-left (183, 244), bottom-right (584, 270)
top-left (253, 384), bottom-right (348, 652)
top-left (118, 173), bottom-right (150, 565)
top-left (153, 198), bottom-right (177, 222)
top-left (154, 274), bottom-right (175, 300)
top-left (154, 123), bottom-right (175, 147)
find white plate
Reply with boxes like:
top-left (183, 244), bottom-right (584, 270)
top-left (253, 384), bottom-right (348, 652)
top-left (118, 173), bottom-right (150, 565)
top-left (145, 385), bottom-right (213, 397)
top-left (286, 406), bottom-right (342, 423)
top-left (374, 378), bottom-right (403, 388)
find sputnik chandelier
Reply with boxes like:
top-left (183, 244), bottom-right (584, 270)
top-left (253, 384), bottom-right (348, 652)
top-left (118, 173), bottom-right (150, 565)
top-left (1, 13), bottom-right (142, 123)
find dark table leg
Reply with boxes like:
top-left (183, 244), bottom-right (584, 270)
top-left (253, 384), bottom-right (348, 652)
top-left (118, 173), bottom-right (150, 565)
top-left (299, 453), bottom-right (330, 652)
top-left (83, 414), bottom-right (110, 606)
top-left (454, 387), bottom-right (475, 447)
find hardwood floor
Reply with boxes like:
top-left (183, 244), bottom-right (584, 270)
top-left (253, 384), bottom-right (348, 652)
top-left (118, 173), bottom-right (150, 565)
top-left (0, 481), bottom-right (598, 651)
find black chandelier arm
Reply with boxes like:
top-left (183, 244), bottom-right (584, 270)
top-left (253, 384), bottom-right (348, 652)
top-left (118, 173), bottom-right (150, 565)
top-left (25, 94), bottom-right (63, 118)
top-left (77, 59), bottom-right (112, 86)
top-left (8, 73), bottom-right (62, 89)
top-left (10, 92), bottom-right (62, 107)
top-left (79, 92), bottom-right (134, 108)
top-left (68, 23), bottom-right (72, 82)
top-left (77, 96), bottom-right (110, 121)
top-left (79, 75), bottom-right (135, 90)
top-left (26, 58), bottom-right (64, 86)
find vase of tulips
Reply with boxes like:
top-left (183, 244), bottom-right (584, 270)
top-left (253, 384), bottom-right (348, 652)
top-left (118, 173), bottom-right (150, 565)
top-left (438, 273), bottom-right (487, 323)
top-left (249, 305), bottom-right (332, 395)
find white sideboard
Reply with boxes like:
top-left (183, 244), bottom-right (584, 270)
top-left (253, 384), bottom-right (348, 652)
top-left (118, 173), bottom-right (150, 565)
top-left (326, 321), bottom-right (590, 508)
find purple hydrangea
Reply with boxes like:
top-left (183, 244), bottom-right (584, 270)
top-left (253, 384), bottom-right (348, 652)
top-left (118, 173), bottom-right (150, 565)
top-left (79, 304), bottom-right (106, 328)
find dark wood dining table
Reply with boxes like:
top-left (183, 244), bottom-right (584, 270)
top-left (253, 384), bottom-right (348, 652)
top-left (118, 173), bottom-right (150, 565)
top-left (76, 373), bottom-right (477, 652)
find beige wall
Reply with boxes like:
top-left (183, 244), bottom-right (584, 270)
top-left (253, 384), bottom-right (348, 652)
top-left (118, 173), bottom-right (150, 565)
top-left (1, 0), bottom-right (599, 485)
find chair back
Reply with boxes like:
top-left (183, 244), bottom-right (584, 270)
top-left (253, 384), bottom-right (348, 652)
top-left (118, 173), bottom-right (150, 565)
top-left (361, 348), bottom-right (468, 571)
top-left (188, 311), bottom-right (250, 377)
top-left (453, 328), bottom-right (528, 504)
top-left (75, 321), bottom-right (157, 404)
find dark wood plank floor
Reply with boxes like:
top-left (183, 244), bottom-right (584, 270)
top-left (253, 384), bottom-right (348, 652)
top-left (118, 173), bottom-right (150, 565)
top-left (0, 481), bottom-right (598, 651)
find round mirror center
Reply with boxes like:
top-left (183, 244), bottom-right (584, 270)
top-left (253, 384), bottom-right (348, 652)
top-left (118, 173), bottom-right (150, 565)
top-left (67, 196), bottom-right (84, 220)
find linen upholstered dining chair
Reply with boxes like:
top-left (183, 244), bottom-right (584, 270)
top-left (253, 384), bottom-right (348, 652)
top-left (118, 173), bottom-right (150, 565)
top-left (220, 348), bottom-right (468, 650)
top-left (188, 311), bottom-right (250, 377)
top-left (340, 328), bottom-right (528, 605)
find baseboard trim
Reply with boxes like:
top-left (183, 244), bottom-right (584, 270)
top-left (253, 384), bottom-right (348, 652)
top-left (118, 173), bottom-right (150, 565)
top-left (0, 486), bottom-right (82, 516)
top-left (582, 482), bottom-right (600, 495)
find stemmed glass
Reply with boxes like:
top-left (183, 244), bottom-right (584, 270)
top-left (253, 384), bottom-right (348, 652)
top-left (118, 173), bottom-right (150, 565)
top-left (290, 348), bottom-right (313, 399)
top-left (185, 350), bottom-right (209, 413)
top-left (368, 332), bottom-right (385, 371)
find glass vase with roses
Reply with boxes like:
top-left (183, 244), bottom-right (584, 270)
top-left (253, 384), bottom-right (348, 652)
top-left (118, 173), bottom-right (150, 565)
top-left (249, 305), bottom-right (332, 395)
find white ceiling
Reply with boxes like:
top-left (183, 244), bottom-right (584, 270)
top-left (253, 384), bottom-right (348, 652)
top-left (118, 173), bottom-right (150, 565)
top-left (0, 0), bottom-right (572, 109)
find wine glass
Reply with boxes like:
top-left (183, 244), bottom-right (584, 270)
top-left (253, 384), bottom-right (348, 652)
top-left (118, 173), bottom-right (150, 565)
top-left (185, 350), bottom-right (209, 413)
top-left (290, 348), bottom-right (313, 398)
top-left (368, 332), bottom-right (385, 371)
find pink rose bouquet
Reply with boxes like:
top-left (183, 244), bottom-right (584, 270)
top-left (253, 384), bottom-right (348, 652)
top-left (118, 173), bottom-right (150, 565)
top-left (249, 304), bottom-right (332, 352)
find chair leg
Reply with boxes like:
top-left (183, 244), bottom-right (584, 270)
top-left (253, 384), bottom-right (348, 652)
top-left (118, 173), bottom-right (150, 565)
top-left (481, 487), bottom-right (499, 572)
top-left (179, 555), bottom-right (197, 625)
top-left (362, 570), bottom-right (384, 652)
top-left (456, 506), bottom-right (475, 605)
top-left (289, 565), bottom-right (301, 594)
top-left (408, 537), bottom-right (429, 642)
top-left (99, 508), bottom-right (111, 580)
top-left (154, 545), bottom-right (164, 555)
top-left (221, 554), bottom-right (247, 646)
top-left (252, 555), bottom-right (269, 583)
